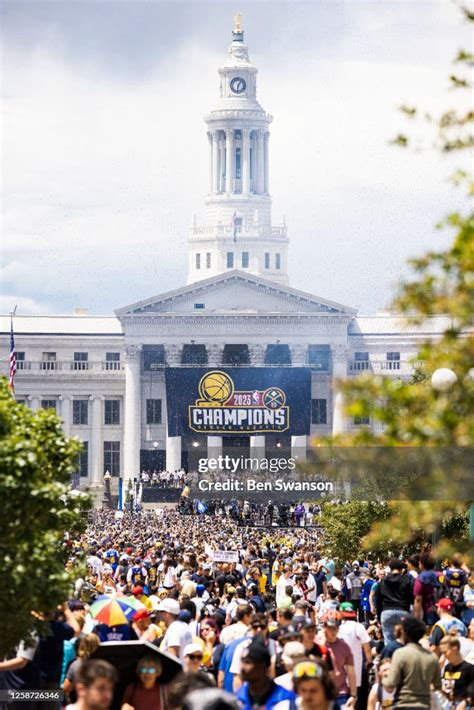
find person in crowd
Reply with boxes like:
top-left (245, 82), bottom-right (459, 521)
top-left (274, 642), bottom-right (307, 692)
top-left (374, 558), bottom-right (414, 643)
top-left (461, 574), bottom-right (474, 626)
top-left (63, 634), bottom-right (100, 705)
top-left (429, 597), bottom-right (467, 654)
top-left (235, 635), bottom-right (296, 710)
top-left (413, 553), bottom-right (441, 626)
top-left (199, 617), bottom-right (225, 678)
top-left (274, 660), bottom-right (338, 710)
top-left (345, 562), bottom-right (366, 620)
top-left (338, 601), bottom-right (372, 704)
top-left (382, 616), bottom-right (441, 709)
top-left (439, 636), bottom-right (474, 707)
top-left (157, 597), bottom-right (192, 660)
top-left (444, 554), bottom-right (470, 603)
top-left (121, 655), bottom-right (166, 710)
top-left (316, 611), bottom-right (357, 709)
top-left (65, 659), bottom-right (117, 710)
top-left (367, 659), bottom-right (396, 710)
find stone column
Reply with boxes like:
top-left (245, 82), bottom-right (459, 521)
top-left (59, 396), bottom-right (71, 437)
top-left (264, 132), bottom-right (270, 194)
top-left (290, 345), bottom-right (306, 366)
top-left (28, 394), bottom-right (40, 412)
top-left (256, 130), bottom-right (265, 194)
top-left (207, 436), bottom-right (223, 468)
top-left (291, 435), bottom-right (307, 462)
top-left (242, 128), bottom-right (250, 193)
top-left (89, 395), bottom-right (103, 485)
top-left (212, 130), bottom-right (220, 194)
top-left (250, 435), bottom-right (265, 470)
top-left (208, 344), bottom-right (224, 367)
top-left (166, 434), bottom-right (182, 472)
top-left (208, 132), bottom-right (213, 194)
top-left (123, 345), bottom-right (141, 485)
top-left (225, 128), bottom-right (234, 193)
top-left (219, 132), bottom-right (226, 192)
top-left (249, 344), bottom-right (265, 366)
top-left (332, 345), bottom-right (349, 436)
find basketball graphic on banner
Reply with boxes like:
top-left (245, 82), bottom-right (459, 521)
top-left (199, 371), bottom-right (234, 404)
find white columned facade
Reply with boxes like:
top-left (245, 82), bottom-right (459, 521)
top-left (123, 345), bottom-right (141, 483)
top-left (242, 128), bottom-right (250, 193)
top-left (264, 132), bottom-right (269, 194)
top-left (291, 435), bottom-right (307, 462)
top-left (332, 346), bottom-right (349, 436)
top-left (59, 396), bottom-right (71, 437)
top-left (166, 435), bottom-right (182, 472)
top-left (250, 435), bottom-right (265, 469)
top-left (225, 128), bottom-right (234, 193)
top-left (28, 394), bottom-right (40, 412)
top-left (207, 435), bottom-right (223, 463)
top-left (256, 130), bottom-right (265, 194)
top-left (89, 395), bottom-right (103, 485)
top-left (212, 130), bottom-right (220, 194)
top-left (208, 132), bottom-right (213, 194)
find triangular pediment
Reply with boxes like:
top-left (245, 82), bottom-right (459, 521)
top-left (115, 271), bottom-right (357, 317)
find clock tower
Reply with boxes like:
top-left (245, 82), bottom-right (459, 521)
top-left (187, 15), bottom-right (289, 285)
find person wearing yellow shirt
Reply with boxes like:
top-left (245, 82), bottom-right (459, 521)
top-left (132, 586), bottom-right (153, 612)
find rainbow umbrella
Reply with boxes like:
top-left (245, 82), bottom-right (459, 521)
top-left (89, 595), bottom-right (145, 626)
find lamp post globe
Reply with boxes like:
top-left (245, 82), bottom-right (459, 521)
top-left (431, 367), bottom-right (457, 392)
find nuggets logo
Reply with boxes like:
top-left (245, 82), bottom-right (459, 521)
top-left (189, 370), bottom-right (289, 433)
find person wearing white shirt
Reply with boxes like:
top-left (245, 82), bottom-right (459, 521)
top-left (338, 603), bottom-right (372, 690)
top-left (276, 568), bottom-right (294, 607)
top-left (157, 598), bottom-right (192, 661)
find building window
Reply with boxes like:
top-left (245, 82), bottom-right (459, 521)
top-left (181, 344), bottom-right (208, 365)
top-left (354, 352), bottom-right (370, 371)
top-left (275, 253), bottom-right (281, 270)
top-left (235, 147), bottom-right (241, 178)
top-left (385, 352), bottom-right (401, 370)
top-left (104, 399), bottom-right (120, 425)
top-left (73, 352), bottom-right (88, 370)
top-left (312, 399), bottom-right (327, 425)
top-left (77, 441), bottom-right (89, 477)
top-left (308, 345), bottom-right (331, 371)
top-left (206, 252), bottom-right (211, 269)
top-left (146, 399), bottom-right (162, 425)
top-left (16, 398), bottom-right (26, 405)
top-left (354, 416), bottom-right (370, 425)
top-left (143, 345), bottom-right (165, 370)
top-left (105, 352), bottom-right (121, 370)
top-left (223, 344), bottom-right (250, 365)
top-left (194, 303), bottom-right (205, 310)
top-left (16, 352), bottom-right (26, 370)
top-left (41, 399), bottom-right (56, 411)
top-left (234, 130), bottom-right (242, 140)
top-left (104, 441), bottom-right (120, 476)
top-left (264, 252), bottom-right (270, 269)
top-left (73, 399), bottom-right (89, 426)
top-left (265, 344), bottom-right (292, 365)
top-left (227, 252), bottom-right (234, 269)
top-left (241, 251), bottom-right (249, 268)
top-left (196, 253), bottom-right (201, 270)
top-left (41, 352), bottom-right (57, 370)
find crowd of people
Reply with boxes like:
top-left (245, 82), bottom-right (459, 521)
top-left (1, 508), bottom-right (473, 710)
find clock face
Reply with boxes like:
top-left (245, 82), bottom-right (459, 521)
top-left (230, 77), bottom-right (246, 94)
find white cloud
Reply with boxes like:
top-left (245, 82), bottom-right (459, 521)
top-left (1, 3), bottom-right (471, 314)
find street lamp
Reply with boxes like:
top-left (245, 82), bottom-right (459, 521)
top-left (192, 441), bottom-right (199, 448)
top-left (431, 367), bottom-right (457, 392)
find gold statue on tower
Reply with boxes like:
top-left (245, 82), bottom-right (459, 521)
top-left (234, 13), bottom-right (242, 33)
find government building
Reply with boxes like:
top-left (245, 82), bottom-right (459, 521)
top-left (0, 19), bottom-right (447, 489)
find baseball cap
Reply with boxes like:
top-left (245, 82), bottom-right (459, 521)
top-left (323, 610), bottom-right (342, 627)
top-left (340, 602), bottom-right (356, 617)
top-left (183, 643), bottom-right (204, 658)
top-left (156, 598), bottom-right (180, 615)
top-left (436, 598), bottom-right (454, 610)
top-left (352, 561), bottom-right (360, 568)
top-left (132, 609), bottom-right (150, 622)
top-left (242, 637), bottom-right (271, 666)
top-left (132, 586), bottom-right (144, 596)
top-left (227, 586), bottom-right (237, 594)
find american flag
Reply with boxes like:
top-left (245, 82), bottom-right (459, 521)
top-left (9, 317), bottom-right (16, 392)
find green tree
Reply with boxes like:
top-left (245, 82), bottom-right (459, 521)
top-left (313, 10), bottom-right (474, 559)
top-left (0, 379), bottom-right (90, 656)
top-left (318, 501), bottom-right (392, 562)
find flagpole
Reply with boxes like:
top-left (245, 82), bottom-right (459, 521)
top-left (9, 305), bottom-right (18, 397)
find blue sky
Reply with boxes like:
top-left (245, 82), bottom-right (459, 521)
top-left (1, 0), bottom-right (471, 315)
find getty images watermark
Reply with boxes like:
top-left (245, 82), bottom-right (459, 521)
top-left (193, 455), bottom-right (334, 498)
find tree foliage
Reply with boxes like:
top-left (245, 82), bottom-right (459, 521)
top-left (0, 378), bottom-right (90, 656)
top-left (312, 8), bottom-right (474, 561)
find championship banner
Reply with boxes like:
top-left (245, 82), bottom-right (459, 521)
top-left (165, 367), bottom-right (311, 436)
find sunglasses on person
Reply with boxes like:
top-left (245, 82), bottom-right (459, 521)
top-left (293, 662), bottom-right (324, 679)
top-left (187, 654), bottom-right (203, 661)
top-left (251, 623), bottom-right (267, 630)
top-left (139, 667), bottom-right (158, 674)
